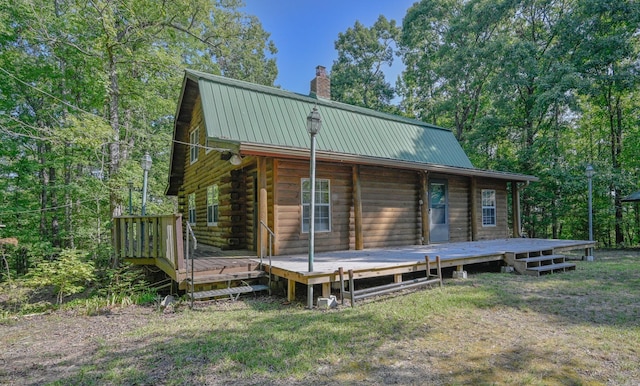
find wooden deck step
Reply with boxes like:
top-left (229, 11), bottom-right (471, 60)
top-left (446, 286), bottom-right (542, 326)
top-left (189, 284), bottom-right (269, 300)
top-left (525, 262), bottom-right (576, 276)
top-left (189, 270), bottom-right (267, 285)
top-left (516, 254), bottom-right (565, 263)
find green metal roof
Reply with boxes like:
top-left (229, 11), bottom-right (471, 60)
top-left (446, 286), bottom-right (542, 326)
top-left (188, 69), bottom-right (474, 169)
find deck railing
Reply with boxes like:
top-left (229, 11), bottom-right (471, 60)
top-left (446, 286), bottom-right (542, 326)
top-left (259, 220), bottom-right (273, 294)
top-left (113, 214), bottom-right (185, 272)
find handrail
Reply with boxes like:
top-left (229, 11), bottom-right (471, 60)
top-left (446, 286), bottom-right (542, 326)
top-left (259, 220), bottom-right (274, 294)
top-left (185, 221), bottom-right (197, 308)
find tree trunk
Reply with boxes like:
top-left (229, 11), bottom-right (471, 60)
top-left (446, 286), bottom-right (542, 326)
top-left (64, 142), bottom-right (74, 249)
top-left (49, 146), bottom-right (60, 248)
top-left (38, 142), bottom-right (48, 240)
top-left (107, 47), bottom-right (123, 267)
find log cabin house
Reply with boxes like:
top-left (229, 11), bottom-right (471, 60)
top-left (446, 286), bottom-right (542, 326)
top-left (166, 66), bottom-right (537, 258)
top-left (116, 66), bottom-right (599, 303)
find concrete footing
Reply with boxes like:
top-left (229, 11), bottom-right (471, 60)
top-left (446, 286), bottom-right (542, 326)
top-left (584, 255), bottom-right (595, 262)
top-left (317, 295), bottom-right (338, 309)
top-left (452, 270), bottom-right (468, 279)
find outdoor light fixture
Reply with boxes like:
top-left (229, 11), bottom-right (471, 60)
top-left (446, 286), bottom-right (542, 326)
top-left (585, 164), bottom-right (595, 261)
top-left (306, 106), bottom-right (322, 309)
top-left (229, 154), bottom-right (242, 166)
top-left (141, 152), bottom-right (152, 216)
top-left (307, 105), bottom-right (322, 135)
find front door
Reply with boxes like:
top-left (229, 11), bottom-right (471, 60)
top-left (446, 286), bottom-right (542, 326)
top-left (429, 181), bottom-right (449, 243)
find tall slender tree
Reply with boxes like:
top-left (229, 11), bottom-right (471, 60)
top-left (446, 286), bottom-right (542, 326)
top-left (331, 15), bottom-right (400, 112)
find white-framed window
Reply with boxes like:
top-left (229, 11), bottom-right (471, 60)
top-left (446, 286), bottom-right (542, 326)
top-left (482, 189), bottom-right (496, 227)
top-left (188, 193), bottom-right (196, 225)
top-left (301, 178), bottom-right (331, 233)
top-left (190, 127), bottom-right (199, 164)
top-left (207, 184), bottom-right (219, 226)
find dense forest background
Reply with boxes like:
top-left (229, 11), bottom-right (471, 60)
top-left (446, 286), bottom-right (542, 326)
top-left (1, 0), bottom-right (639, 290)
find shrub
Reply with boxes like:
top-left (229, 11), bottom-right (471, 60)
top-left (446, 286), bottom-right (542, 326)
top-left (27, 249), bottom-right (96, 304)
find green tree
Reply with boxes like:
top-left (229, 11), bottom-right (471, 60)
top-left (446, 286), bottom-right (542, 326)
top-left (27, 249), bottom-right (96, 304)
top-left (399, 0), bottom-right (511, 143)
top-left (330, 15), bottom-right (400, 111)
top-left (0, 0), bottom-right (278, 269)
top-left (557, 0), bottom-right (640, 246)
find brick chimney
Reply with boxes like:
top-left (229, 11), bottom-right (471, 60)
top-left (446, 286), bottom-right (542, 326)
top-left (310, 65), bottom-right (330, 99)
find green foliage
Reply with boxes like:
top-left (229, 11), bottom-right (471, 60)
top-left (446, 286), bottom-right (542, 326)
top-left (331, 15), bottom-right (400, 112)
top-left (0, 0), bottom-right (278, 256)
top-left (395, 0), bottom-right (640, 245)
top-left (97, 263), bottom-right (150, 300)
top-left (26, 249), bottom-right (96, 304)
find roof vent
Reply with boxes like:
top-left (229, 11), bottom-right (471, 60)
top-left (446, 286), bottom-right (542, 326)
top-left (310, 65), bottom-right (330, 99)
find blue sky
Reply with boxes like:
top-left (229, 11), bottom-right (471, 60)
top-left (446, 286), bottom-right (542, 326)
top-left (242, 0), bottom-right (417, 95)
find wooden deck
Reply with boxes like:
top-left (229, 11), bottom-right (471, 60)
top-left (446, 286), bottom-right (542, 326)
top-left (112, 216), bottom-right (595, 302)
top-left (255, 238), bottom-right (595, 301)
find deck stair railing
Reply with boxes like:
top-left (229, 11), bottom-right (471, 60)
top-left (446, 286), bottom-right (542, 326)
top-left (185, 221), bottom-right (197, 308)
top-left (182, 222), bottom-right (272, 302)
top-left (259, 220), bottom-right (273, 293)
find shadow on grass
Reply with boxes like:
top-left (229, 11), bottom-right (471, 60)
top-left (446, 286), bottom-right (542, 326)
top-left (5, 251), bottom-right (638, 385)
top-left (18, 302), bottom-right (414, 385)
top-left (450, 249), bottom-right (640, 328)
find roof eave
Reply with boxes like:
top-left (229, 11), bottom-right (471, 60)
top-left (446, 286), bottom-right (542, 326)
top-left (166, 75), bottom-right (198, 196)
top-left (239, 143), bottom-right (538, 183)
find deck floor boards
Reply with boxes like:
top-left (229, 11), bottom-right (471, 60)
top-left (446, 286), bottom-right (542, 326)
top-left (176, 238), bottom-right (594, 291)
top-left (258, 238), bottom-right (594, 276)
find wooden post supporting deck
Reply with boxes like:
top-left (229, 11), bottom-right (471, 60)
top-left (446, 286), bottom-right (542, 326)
top-left (420, 172), bottom-right (429, 244)
top-left (352, 165), bottom-right (364, 250)
top-left (287, 279), bottom-right (296, 302)
top-left (322, 282), bottom-right (331, 298)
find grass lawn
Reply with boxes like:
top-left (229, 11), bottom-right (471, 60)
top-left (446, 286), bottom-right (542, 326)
top-left (1, 249), bottom-right (639, 385)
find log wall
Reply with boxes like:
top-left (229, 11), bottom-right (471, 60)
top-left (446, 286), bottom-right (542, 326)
top-left (274, 160), bottom-right (352, 255)
top-left (475, 179), bottom-right (509, 240)
top-left (360, 166), bottom-right (420, 248)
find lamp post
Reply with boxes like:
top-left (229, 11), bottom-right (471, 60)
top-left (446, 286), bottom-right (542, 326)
top-left (127, 181), bottom-right (133, 215)
top-left (141, 152), bottom-right (152, 216)
top-left (585, 164), bottom-right (595, 261)
top-left (306, 106), bottom-right (322, 309)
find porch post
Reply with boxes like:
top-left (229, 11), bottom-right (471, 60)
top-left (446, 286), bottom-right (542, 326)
top-left (257, 157), bottom-right (268, 258)
top-left (352, 165), bottom-right (364, 250)
top-left (470, 177), bottom-right (478, 241)
top-left (512, 181), bottom-right (522, 238)
top-left (420, 172), bottom-right (429, 245)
